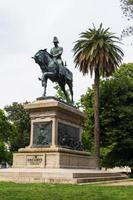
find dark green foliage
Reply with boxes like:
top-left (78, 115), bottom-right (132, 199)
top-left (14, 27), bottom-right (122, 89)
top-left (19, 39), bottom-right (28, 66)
top-left (0, 109), bottom-right (16, 164)
top-left (4, 102), bottom-right (30, 151)
top-left (0, 140), bottom-right (7, 163)
top-left (120, 0), bottom-right (133, 38)
top-left (80, 88), bottom-right (94, 152)
top-left (80, 63), bottom-right (133, 167)
top-left (0, 140), bottom-right (13, 165)
top-left (0, 109), bottom-right (16, 142)
top-left (0, 103), bottom-right (30, 164)
top-left (100, 63), bottom-right (133, 167)
top-left (120, 0), bottom-right (133, 19)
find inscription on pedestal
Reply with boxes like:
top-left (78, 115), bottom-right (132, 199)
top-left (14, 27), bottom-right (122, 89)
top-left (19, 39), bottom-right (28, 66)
top-left (32, 121), bottom-right (52, 147)
top-left (26, 155), bottom-right (44, 167)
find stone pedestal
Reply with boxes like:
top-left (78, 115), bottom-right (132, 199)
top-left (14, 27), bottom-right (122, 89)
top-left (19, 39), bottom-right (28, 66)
top-left (13, 97), bottom-right (96, 169)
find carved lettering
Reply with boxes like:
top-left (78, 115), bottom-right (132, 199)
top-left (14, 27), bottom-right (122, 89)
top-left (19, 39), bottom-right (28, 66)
top-left (26, 155), bottom-right (43, 166)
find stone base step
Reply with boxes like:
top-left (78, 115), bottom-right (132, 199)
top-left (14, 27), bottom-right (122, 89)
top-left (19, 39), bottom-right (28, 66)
top-left (76, 175), bottom-right (127, 183)
top-left (73, 172), bottom-right (122, 178)
top-left (0, 168), bottom-right (128, 184)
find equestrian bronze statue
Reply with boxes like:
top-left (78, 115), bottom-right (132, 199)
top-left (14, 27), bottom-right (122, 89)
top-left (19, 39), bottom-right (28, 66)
top-left (32, 38), bottom-right (73, 103)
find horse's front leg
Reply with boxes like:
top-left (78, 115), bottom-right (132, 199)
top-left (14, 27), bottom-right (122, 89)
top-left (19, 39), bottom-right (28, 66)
top-left (42, 73), bottom-right (48, 97)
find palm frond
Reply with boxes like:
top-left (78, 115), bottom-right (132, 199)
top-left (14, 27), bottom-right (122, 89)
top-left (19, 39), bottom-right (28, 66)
top-left (73, 24), bottom-right (124, 78)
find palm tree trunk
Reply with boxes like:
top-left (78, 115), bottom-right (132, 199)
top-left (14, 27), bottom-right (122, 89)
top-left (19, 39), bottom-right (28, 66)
top-left (94, 68), bottom-right (100, 169)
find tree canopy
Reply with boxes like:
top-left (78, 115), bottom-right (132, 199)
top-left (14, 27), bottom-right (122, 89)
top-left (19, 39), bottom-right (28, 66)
top-left (0, 109), bottom-right (16, 164)
top-left (0, 102), bottom-right (30, 164)
top-left (0, 109), bottom-right (16, 143)
top-left (120, 0), bottom-right (133, 38)
top-left (4, 102), bottom-right (30, 151)
top-left (80, 63), bottom-right (133, 168)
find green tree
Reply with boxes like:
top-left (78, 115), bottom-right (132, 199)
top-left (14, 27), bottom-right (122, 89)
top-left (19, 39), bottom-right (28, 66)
top-left (4, 102), bottom-right (30, 151)
top-left (0, 140), bottom-right (7, 164)
top-left (100, 63), bottom-right (133, 171)
top-left (80, 88), bottom-right (94, 152)
top-left (0, 109), bottom-right (16, 143)
top-left (73, 24), bottom-right (124, 169)
top-left (0, 109), bottom-right (16, 164)
top-left (120, 0), bottom-right (133, 38)
top-left (121, 0), bottom-right (133, 19)
top-left (80, 63), bottom-right (133, 170)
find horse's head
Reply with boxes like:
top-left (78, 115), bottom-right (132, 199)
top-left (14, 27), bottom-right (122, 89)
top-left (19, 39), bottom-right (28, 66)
top-left (32, 49), bottom-right (47, 66)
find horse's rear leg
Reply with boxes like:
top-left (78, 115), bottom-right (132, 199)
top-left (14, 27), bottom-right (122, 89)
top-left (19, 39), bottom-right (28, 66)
top-left (43, 82), bottom-right (47, 96)
top-left (67, 80), bottom-right (74, 103)
top-left (59, 84), bottom-right (69, 102)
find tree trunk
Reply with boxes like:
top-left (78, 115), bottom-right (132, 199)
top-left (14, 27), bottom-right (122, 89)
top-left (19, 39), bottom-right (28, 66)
top-left (130, 167), bottom-right (133, 177)
top-left (94, 68), bottom-right (100, 169)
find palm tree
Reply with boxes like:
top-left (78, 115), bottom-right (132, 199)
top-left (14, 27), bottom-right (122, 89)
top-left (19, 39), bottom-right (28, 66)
top-left (73, 24), bottom-right (124, 169)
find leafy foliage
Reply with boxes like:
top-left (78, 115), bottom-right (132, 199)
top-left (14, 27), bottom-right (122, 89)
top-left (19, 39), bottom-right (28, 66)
top-left (120, 0), bottom-right (133, 38)
top-left (0, 109), bottom-right (16, 142)
top-left (101, 63), bottom-right (133, 167)
top-left (0, 109), bottom-right (16, 164)
top-left (121, 0), bottom-right (133, 19)
top-left (4, 102), bottom-right (30, 151)
top-left (0, 140), bottom-right (7, 163)
top-left (80, 88), bottom-right (94, 152)
top-left (0, 103), bottom-right (30, 164)
top-left (80, 63), bottom-right (133, 167)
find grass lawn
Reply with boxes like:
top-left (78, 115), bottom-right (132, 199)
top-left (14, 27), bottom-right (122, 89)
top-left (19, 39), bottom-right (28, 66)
top-left (0, 182), bottom-right (133, 200)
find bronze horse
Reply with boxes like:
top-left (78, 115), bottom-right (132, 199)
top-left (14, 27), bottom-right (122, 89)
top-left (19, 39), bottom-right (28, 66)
top-left (32, 49), bottom-right (73, 103)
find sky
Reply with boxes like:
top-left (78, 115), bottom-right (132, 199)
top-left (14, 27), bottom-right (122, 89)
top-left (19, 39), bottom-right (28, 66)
top-left (0, 0), bottom-right (132, 108)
